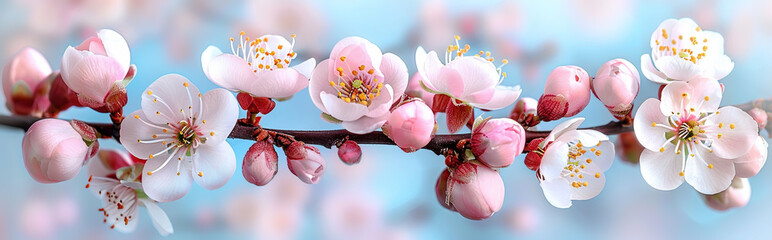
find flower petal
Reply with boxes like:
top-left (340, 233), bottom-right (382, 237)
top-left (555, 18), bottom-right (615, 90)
top-left (199, 88), bottom-right (239, 144)
top-left (364, 84), bottom-right (393, 118)
top-left (139, 199), bottom-right (174, 236)
top-left (330, 37), bottom-right (383, 69)
top-left (659, 81), bottom-right (691, 116)
top-left (470, 85), bottom-right (521, 110)
top-left (192, 141), bottom-right (237, 190)
top-left (447, 56), bottom-right (499, 98)
top-left (640, 54), bottom-right (669, 84)
top-left (703, 106), bottom-right (758, 159)
top-left (686, 77), bottom-right (722, 113)
top-left (245, 68), bottom-right (308, 99)
top-left (320, 92), bottom-right (368, 121)
top-left (141, 151), bottom-right (193, 202)
top-left (653, 56), bottom-right (701, 81)
top-left (686, 147), bottom-right (735, 194)
top-left (540, 178), bottom-right (572, 208)
top-left (97, 29), bottom-right (131, 75)
top-left (291, 58), bottom-right (316, 79)
top-left (206, 53), bottom-right (255, 91)
top-left (309, 59), bottom-right (336, 112)
top-left (709, 54), bottom-right (734, 80)
top-left (633, 98), bottom-right (671, 151)
top-left (544, 118), bottom-right (584, 143)
top-left (418, 50), bottom-right (446, 92)
top-left (592, 141), bottom-right (615, 172)
top-left (639, 145), bottom-right (684, 191)
top-left (434, 66), bottom-right (465, 97)
top-left (62, 52), bottom-right (124, 102)
top-left (379, 53), bottom-right (408, 100)
top-left (570, 163), bottom-right (606, 201)
top-left (141, 74), bottom-right (202, 125)
top-left (342, 114), bottom-right (389, 134)
top-left (200, 45), bottom-right (223, 79)
top-left (540, 141), bottom-right (569, 180)
top-left (120, 110), bottom-right (172, 159)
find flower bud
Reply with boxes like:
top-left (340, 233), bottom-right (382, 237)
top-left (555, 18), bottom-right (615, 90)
top-left (537, 66), bottom-right (591, 121)
top-left (243, 141), bottom-right (279, 186)
top-left (592, 59), bottom-right (640, 120)
top-left (382, 99), bottom-right (436, 152)
top-left (471, 118), bottom-right (526, 168)
top-left (509, 97), bottom-right (538, 127)
top-left (2, 47), bottom-right (53, 117)
top-left (22, 119), bottom-right (92, 183)
top-left (285, 141), bottom-right (326, 184)
top-left (703, 177), bottom-right (751, 211)
top-left (435, 169), bottom-right (455, 211)
top-left (337, 140), bottom-right (362, 165)
top-left (447, 162), bottom-right (505, 220)
top-left (523, 138), bottom-right (545, 171)
top-left (615, 132), bottom-right (644, 164)
top-left (748, 108), bottom-right (767, 130)
top-left (733, 136), bottom-right (767, 178)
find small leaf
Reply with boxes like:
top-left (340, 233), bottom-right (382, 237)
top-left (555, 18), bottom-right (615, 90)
top-left (321, 112), bottom-right (343, 124)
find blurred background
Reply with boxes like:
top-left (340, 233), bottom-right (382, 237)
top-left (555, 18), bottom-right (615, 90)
top-left (1, 0), bottom-right (772, 239)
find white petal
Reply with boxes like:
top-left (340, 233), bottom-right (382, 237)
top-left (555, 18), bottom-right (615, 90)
top-left (633, 98), bottom-right (671, 151)
top-left (244, 68), bottom-right (308, 99)
top-left (120, 110), bottom-right (173, 160)
top-left (141, 74), bottom-right (202, 125)
top-left (320, 92), bottom-right (368, 121)
top-left (470, 85), bottom-right (521, 110)
top-left (199, 88), bottom-right (239, 144)
top-left (341, 114), bottom-right (389, 134)
top-left (139, 199), bottom-right (174, 236)
top-left (659, 81), bottom-right (691, 116)
top-left (291, 58), bottom-right (316, 79)
top-left (200, 45), bottom-right (223, 79)
top-left (379, 53), bottom-right (408, 100)
top-left (557, 129), bottom-right (606, 149)
top-left (308, 59), bottom-right (335, 113)
top-left (97, 29), bottom-right (131, 75)
top-left (206, 54), bottom-right (255, 91)
top-left (685, 77), bottom-right (722, 113)
top-left (420, 51), bottom-right (448, 93)
top-left (653, 56), bottom-right (701, 81)
top-left (60, 46), bottom-right (87, 86)
top-left (544, 118), bottom-right (584, 143)
top-left (142, 151), bottom-right (193, 202)
top-left (639, 145), bottom-right (684, 191)
top-left (591, 141), bottom-right (615, 172)
top-left (540, 141), bottom-right (568, 180)
top-left (640, 54), bottom-right (670, 84)
top-left (540, 178), bottom-right (572, 208)
top-left (709, 54), bottom-right (734, 80)
top-left (686, 147), bottom-right (735, 194)
top-left (570, 163), bottom-right (606, 201)
top-left (703, 106), bottom-right (758, 159)
top-left (192, 141), bottom-right (237, 190)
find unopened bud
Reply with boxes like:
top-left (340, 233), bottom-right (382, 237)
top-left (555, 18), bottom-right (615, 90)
top-left (337, 140), bottom-right (362, 165)
top-left (243, 141), bottom-right (279, 186)
top-left (537, 66), bottom-right (591, 121)
top-left (592, 59), bottom-right (640, 120)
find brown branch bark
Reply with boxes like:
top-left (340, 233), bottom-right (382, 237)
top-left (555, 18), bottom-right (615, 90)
top-left (0, 114), bottom-right (632, 155)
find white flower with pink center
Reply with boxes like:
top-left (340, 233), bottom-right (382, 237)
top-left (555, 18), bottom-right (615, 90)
top-left (536, 118), bottom-right (614, 208)
top-left (641, 18), bottom-right (734, 84)
top-left (86, 149), bottom-right (172, 235)
top-left (201, 32), bottom-right (315, 99)
top-left (633, 77), bottom-right (758, 194)
top-left (120, 74), bottom-right (239, 202)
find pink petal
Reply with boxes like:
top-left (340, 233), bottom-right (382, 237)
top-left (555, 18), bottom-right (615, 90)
top-left (62, 52), bottom-right (125, 103)
top-left (640, 54), bottom-right (669, 84)
top-left (633, 98), bottom-right (671, 151)
top-left (710, 54), bottom-right (734, 80)
top-left (330, 37), bottom-right (383, 69)
top-left (639, 145), bottom-right (684, 191)
top-left (378, 53), bottom-right (408, 100)
top-left (470, 86), bottom-right (521, 110)
top-left (140, 74), bottom-right (202, 125)
top-left (97, 29), bottom-right (130, 74)
top-left (447, 56), bottom-right (499, 98)
top-left (685, 77), bottom-right (722, 113)
top-left (364, 84), bottom-right (393, 118)
top-left (417, 49), bottom-right (445, 92)
top-left (120, 110), bottom-right (172, 159)
top-left (199, 88), bottom-right (239, 144)
top-left (193, 142), bottom-right (237, 190)
top-left (320, 92), bottom-right (368, 121)
top-left (434, 66), bottom-right (465, 97)
top-left (200, 45), bottom-right (223, 79)
top-left (308, 59), bottom-right (336, 113)
top-left (341, 114), bottom-right (389, 134)
top-left (206, 54), bottom-right (256, 91)
top-left (245, 68), bottom-right (308, 99)
top-left (659, 81), bottom-right (691, 116)
top-left (2, 48), bottom-right (52, 100)
top-left (704, 106), bottom-right (758, 159)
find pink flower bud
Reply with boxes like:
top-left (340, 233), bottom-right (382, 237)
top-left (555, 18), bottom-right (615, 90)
top-left (447, 162), bottom-right (505, 220)
top-left (382, 99), bottom-right (436, 152)
top-left (509, 97), bottom-right (538, 127)
top-left (285, 141), bottom-right (326, 184)
top-left (703, 177), bottom-right (751, 211)
top-left (435, 169), bottom-right (455, 211)
top-left (22, 119), bottom-right (91, 183)
top-left (523, 138), bottom-right (545, 171)
top-left (615, 132), bottom-right (644, 164)
top-left (337, 140), bottom-right (362, 165)
top-left (243, 141), bottom-right (279, 186)
top-left (2, 47), bottom-right (53, 117)
top-left (471, 118), bottom-right (526, 168)
top-left (748, 108), bottom-right (767, 130)
top-left (733, 136), bottom-right (767, 178)
top-left (592, 59), bottom-right (640, 120)
top-left (537, 66), bottom-right (591, 121)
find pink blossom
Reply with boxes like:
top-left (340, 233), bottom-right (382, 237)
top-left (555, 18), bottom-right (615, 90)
top-left (242, 140), bottom-right (279, 186)
top-left (634, 77), bottom-right (758, 194)
top-left (2, 47), bottom-right (52, 117)
top-left (592, 58), bottom-right (640, 120)
top-left (537, 66), bottom-right (591, 121)
top-left (446, 162), bottom-right (505, 220)
top-left (509, 97), bottom-right (537, 126)
top-left (703, 177), bottom-right (751, 211)
top-left (202, 33), bottom-right (316, 100)
top-left (382, 99), bottom-right (436, 153)
top-left (285, 141), bottom-right (326, 184)
top-left (120, 74), bottom-right (239, 202)
top-left (733, 136), bottom-right (767, 178)
top-left (87, 149), bottom-right (173, 235)
top-left (22, 119), bottom-right (93, 183)
top-left (61, 29), bottom-right (132, 106)
top-left (471, 117), bottom-right (526, 168)
top-left (309, 37), bottom-right (408, 134)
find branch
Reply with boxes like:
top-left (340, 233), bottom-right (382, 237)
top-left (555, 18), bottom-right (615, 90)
top-left (0, 114), bottom-right (632, 155)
